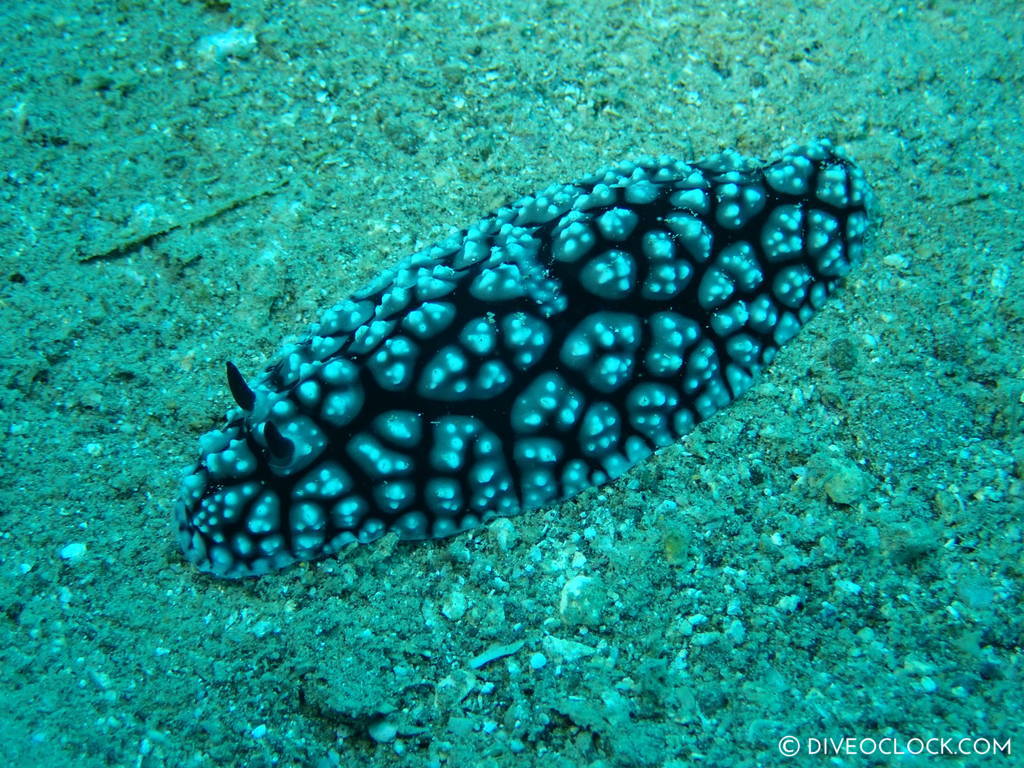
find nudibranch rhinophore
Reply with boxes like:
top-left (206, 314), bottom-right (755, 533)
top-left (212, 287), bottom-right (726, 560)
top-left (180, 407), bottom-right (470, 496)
top-left (174, 140), bottom-right (870, 578)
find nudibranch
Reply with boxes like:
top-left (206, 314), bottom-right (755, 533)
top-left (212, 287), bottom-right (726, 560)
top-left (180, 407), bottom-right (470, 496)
top-left (174, 140), bottom-right (870, 578)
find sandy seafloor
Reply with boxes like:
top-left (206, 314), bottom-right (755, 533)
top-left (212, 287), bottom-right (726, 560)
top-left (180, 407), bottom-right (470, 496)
top-left (1, 0), bottom-right (1022, 766)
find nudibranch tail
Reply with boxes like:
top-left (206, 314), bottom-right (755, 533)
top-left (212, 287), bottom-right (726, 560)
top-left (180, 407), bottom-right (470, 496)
top-left (174, 140), bottom-right (870, 578)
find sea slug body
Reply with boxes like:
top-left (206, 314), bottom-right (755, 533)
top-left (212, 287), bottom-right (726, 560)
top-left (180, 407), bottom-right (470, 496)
top-left (174, 140), bottom-right (870, 578)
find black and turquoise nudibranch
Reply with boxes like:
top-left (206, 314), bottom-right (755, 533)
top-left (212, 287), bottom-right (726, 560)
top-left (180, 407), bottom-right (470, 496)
top-left (174, 140), bottom-right (870, 578)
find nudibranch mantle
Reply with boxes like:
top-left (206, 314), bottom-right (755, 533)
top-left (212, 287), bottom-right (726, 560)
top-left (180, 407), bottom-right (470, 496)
top-left (174, 140), bottom-right (870, 578)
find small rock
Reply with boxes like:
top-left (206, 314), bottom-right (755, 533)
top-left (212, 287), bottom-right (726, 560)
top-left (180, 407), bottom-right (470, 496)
top-left (806, 452), bottom-right (870, 505)
top-left (489, 518), bottom-right (518, 551)
top-left (59, 542), bottom-right (87, 564)
top-left (434, 671), bottom-right (476, 707)
top-left (368, 719), bottom-right (398, 743)
top-left (882, 252), bottom-right (910, 270)
top-left (883, 521), bottom-right (939, 565)
top-left (447, 540), bottom-right (471, 564)
top-left (776, 595), bottom-right (803, 613)
top-left (447, 716), bottom-right (475, 737)
top-left (442, 590), bottom-right (468, 621)
top-left (196, 28), bottom-right (257, 62)
top-left (725, 619), bottom-right (746, 644)
top-left (559, 575), bottom-right (606, 626)
top-left (836, 579), bottom-right (862, 595)
top-left (692, 631), bottom-right (722, 647)
top-left (824, 465), bottom-right (870, 505)
top-left (957, 575), bottom-right (994, 609)
top-left (827, 337), bottom-right (859, 371)
top-left (542, 636), bottom-right (596, 663)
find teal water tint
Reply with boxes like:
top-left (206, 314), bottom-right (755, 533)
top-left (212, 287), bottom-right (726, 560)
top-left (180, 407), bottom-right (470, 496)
top-left (0, 1), bottom-right (1021, 766)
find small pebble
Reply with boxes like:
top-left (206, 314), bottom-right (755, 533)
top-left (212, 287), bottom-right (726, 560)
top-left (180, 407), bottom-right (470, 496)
top-left (559, 575), bottom-right (607, 626)
top-left (806, 452), bottom-right (870, 505)
top-left (777, 595), bottom-right (802, 613)
top-left (447, 717), bottom-right (474, 737)
top-left (196, 28), bottom-right (257, 61)
top-left (489, 518), bottom-right (518, 551)
top-left (725, 619), bottom-right (746, 644)
top-left (251, 724), bottom-right (267, 739)
top-left (368, 719), bottom-right (398, 743)
top-left (824, 464), bottom-right (870, 505)
top-left (442, 590), bottom-right (468, 621)
top-left (836, 579), bottom-right (862, 595)
top-left (882, 252), bottom-right (910, 269)
top-left (529, 652), bottom-right (547, 670)
top-left (884, 521), bottom-right (939, 565)
top-left (692, 631), bottom-right (722, 647)
top-left (447, 541), bottom-right (471, 564)
top-left (59, 542), bottom-right (87, 563)
top-left (542, 636), bottom-right (596, 662)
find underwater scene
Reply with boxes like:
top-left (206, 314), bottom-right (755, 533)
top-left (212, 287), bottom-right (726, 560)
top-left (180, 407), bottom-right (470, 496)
top-left (0, 0), bottom-right (1020, 766)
